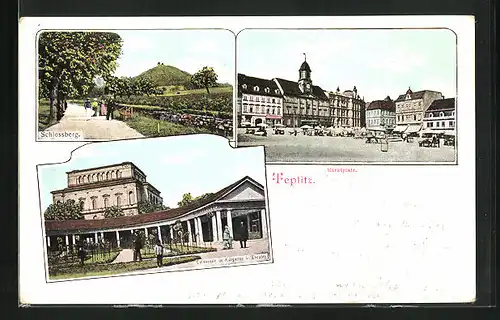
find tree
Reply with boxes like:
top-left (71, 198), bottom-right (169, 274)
top-left (38, 31), bottom-right (123, 125)
top-left (137, 200), bottom-right (169, 214)
top-left (103, 205), bottom-right (125, 218)
top-left (190, 66), bottom-right (218, 94)
top-left (177, 192), bottom-right (214, 207)
top-left (44, 199), bottom-right (84, 220)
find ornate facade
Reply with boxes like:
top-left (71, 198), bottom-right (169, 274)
top-left (51, 162), bottom-right (163, 220)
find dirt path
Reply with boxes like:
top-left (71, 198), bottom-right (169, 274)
top-left (44, 103), bottom-right (144, 140)
top-left (112, 249), bottom-right (135, 263)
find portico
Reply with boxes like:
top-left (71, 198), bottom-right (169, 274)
top-left (45, 176), bottom-right (269, 249)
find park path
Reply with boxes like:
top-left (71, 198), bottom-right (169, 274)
top-left (112, 249), bottom-right (135, 264)
top-left (44, 103), bottom-right (144, 140)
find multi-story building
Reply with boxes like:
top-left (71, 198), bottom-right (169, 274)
top-left (423, 97), bottom-right (456, 133)
top-left (365, 96), bottom-right (396, 130)
top-left (328, 86), bottom-right (365, 128)
top-left (51, 162), bottom-right (163, 220)
top-left (237, 73), bottom-right (283, 126)
top-left (237, 57), bottom-right (365, 128)
top-left (393, 87), bottom-right (444, 134)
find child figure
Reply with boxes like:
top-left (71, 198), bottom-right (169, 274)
top-left (154, 240), bottom-right (164, 267)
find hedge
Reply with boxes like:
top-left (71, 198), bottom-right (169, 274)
top-left (114, 91), bottom-right (232, 113)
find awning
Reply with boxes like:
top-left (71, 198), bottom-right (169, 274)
top-left (265, 115), bottom-right (282, 119)
top-left (406, 124), bottom-right (422, 133)
top-left (392, 125), bottom-right (409, 133)
top-left (368, 127), bottom-right (387, 132)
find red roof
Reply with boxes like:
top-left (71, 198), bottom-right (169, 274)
top-left (45, 176), bottom-right (263, 233)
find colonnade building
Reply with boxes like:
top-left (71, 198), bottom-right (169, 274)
top-left (45, 175), bottom-right (268, 249)
top-left (51, 162), bottom-right (163, 220)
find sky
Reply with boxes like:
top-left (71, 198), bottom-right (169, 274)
top-left (112, 30), bottom-right (235, 85)
top-left (237, 29), bottom-right (457, 102)
top-left (38, 135), bottom-right (265, 211)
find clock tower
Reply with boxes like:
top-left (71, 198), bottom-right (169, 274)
top-left (298, 53), bottom-right (312, 94)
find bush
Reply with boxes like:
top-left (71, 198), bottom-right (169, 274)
top-left (114, 91), bottom-right (232, 113)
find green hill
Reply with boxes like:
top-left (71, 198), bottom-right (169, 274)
top-left (134, 64), bottom-right (192, 87)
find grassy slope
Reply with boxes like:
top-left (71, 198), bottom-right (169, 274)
top-left (159, 86), bottom-right (232, 96)
top-left (134, 64), bottom-right (192, 87)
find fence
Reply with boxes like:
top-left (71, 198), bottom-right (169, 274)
top-left (47, 240), bottom-right (120, 266)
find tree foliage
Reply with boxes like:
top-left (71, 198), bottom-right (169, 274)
top-left (103, 205), bottom-right (125, 218)
top-left (44, 199), bottom-right (84, 220)
top-left (177, 192), bottom-right (214, 207)
top-left (38, 31), bottom-right (123, 125)
top-left (137, 200), bottom-right (169, 214)
top-left (191, 66), bottom-right (218, 94)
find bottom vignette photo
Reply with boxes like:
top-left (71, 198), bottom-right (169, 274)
top-left (37, 135), bottom-right (272, 281)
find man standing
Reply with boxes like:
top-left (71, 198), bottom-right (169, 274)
top-left (106, 100), bottom-right (115, 120)
top-left (238, 221), bottom-right (249, 248)
top-left (133, 232), bottom-right (143, 262)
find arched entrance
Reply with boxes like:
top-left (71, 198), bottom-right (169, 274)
top-left (254, 118), bottom-right (263, 126)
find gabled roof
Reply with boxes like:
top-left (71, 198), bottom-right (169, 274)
top-left (274, 78), bottom-right (328, 100)
top-left (44, 176), bottom-right (264, 232)
top-left (426, 97), bottom-right (456, 112)
top-left (394, 90), bottom-right (443, 102)
top-left (238, 73), bottom-right (282, 97)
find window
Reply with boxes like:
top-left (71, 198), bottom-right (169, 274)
top-left (272, 98), bottom-right (276, 103)
top-left (442, 121), bottom-right (445, 127)
top-left (449, 121), bottom-right (454, 127)
top-left (128, 191), bottom-right (133, 205)
top-left (439, 112), bottom-right (444, 117)
top-left (116, 195), bottom-right (121, 207)
top-left (436, 122), bottom-right (440, 127)
top-left (255, 97), bottom-right (259, 102)
top-left (242, 84), bottom-right (247, 89)
top-left (428, 113), bottom-right (433, 118)
top-left (243, 106), bottom-right (247, 112)
top-left (249, 107), bottom-right (253, 113)
top-left (78, 198), bottom-right (85, 210)
top-left (254, 86), bottom-right (259, 91)
top-left (267, 97), bottom-right (270, 103)
top-left (275, 89), bottom-right (280, 94)
top-left (413, 115), bottom-right (416, 121)
top-left (91, 198), bottom-right (96, 210)
top-left (265, 87), bottom-right (270, 93)
top-left (266, 108), bottom-right (270, 114)
top-left (104, 197), bottom-right (109, 208)
top-left (106, 172), bottom-right (110, 180)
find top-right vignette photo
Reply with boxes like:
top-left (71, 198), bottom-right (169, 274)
top-left (234, 29), bottom-right (458, 164)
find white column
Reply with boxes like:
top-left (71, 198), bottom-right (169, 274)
top-left (116, 231), bottom-right (121, 247)
top-left (65, 235), bottom-right (69, 246)
top-left (216, 211), bottom-right (223, 241)
top-left (211, 213), bottom-right (218, 241)
top-left (226, 210), bottom-right (233, 238)
top-left (193, 218), bottom-right (200, 244)
top-left (197, 217), bottom-right (204, 243)
top-left (157, 226), bottom-right (162, 244)
top-left (187, 220), bottom-right (193, 244)
top-left (130, 229), bottom-right (134, 234)
top-left (94, 232), bottom-right (98, 243)
top-left (260, 209), bottom-right (268, 239)
top-left (169, 225), bottom-right (174, 240)
top-left (144, 228), bottom-right (148, 238)
top-left (71, 234), bottom-right (76, 246)
top-left (47, 236), bottom-right (51, 247)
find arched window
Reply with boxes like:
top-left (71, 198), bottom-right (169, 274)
top-left (116, 195), bottom-right (121, 207)
top-left (128, 191), bottom-right (134, 205)
top-left (111, 171), bottom-right (116, 179)
top-left (91, 198), bottom-right (96, 210)
top-left (117, 170), bottom-right (122, 178)
top-left (104, 197), bottom-right (109, 208)
top-left (106, 172), bottom-right (110, 180)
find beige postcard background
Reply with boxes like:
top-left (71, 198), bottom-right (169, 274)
top-left (19, 16), bottom-right (475, 304)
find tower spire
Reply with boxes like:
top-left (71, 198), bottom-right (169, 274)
top-left (303, 52), bottom-right (306, 62)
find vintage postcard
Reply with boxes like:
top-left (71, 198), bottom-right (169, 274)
top-left (235, 28), bottom-right (458, 164)
top-left (20, 16), bottom-right (476, 305)
top-left (37, 135), bottom-right (272, 281)
top-left (36, 29), bottom-right (235, 141)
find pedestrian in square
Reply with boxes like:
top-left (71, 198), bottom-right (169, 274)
top-left (133, 232), bottom-right (143, 262)
top-left (223, 225), bottom-right (232, 250)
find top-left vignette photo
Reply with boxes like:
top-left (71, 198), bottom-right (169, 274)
top-left (36, 29), bottom-right (235, 142)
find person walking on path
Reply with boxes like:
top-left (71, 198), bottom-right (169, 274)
top-left (91, 98), bottom-right (99, 116)
top-left (106, 100), bottom-right (115, 120)
top-left (133, 232), bottom-right (143, 262)
top-left (154, 240), bottom-right (164, 268)
top-left (222, 225), bottom-right (232, 250)
top-left (238, 221), bottom-right (249, 248)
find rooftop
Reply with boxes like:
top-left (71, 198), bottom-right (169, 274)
top-left (426, 97), bottom-right (456, 111)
